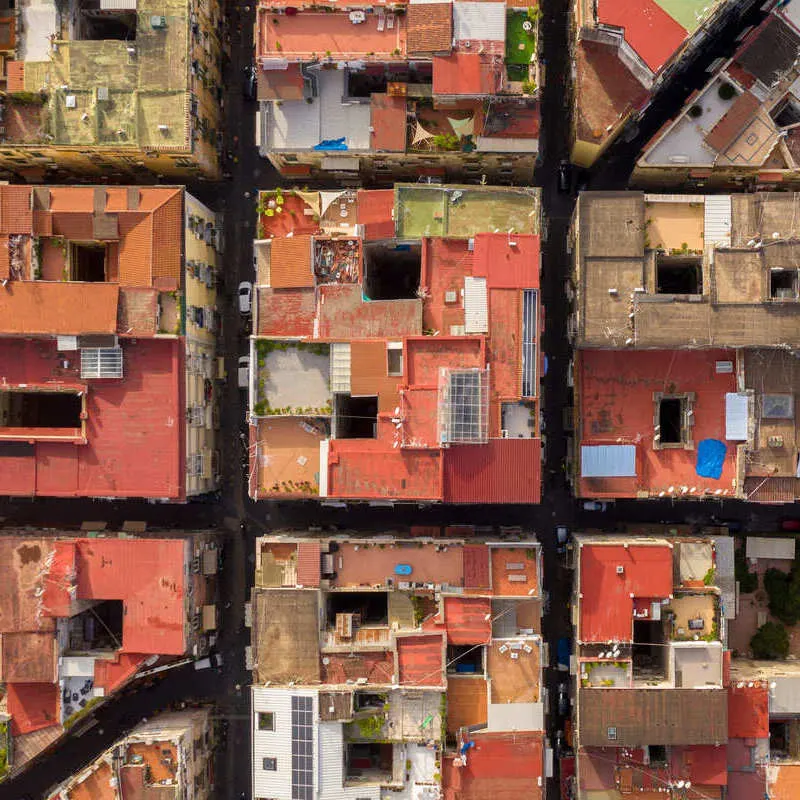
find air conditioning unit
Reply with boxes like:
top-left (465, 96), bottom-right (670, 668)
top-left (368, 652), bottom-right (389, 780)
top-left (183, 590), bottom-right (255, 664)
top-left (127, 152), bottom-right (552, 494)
top-left (501, 429), bottom-right (509, 438)
top-left (150, 15), bottom-right (167, 28)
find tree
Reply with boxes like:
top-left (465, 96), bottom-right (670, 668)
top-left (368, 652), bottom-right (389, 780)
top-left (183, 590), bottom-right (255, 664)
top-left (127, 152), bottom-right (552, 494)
top-left (751, 621), bottom-right (790, 660)
top-left (764, 566), bottom-right (800, 626)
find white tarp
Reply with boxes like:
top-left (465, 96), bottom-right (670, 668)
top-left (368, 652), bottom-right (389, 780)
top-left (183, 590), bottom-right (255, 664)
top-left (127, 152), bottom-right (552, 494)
top-left (464, 276), bottom-right (488, 334)
top-left (746, 537), bottom-right (796, 561)
top-left (725, 393), bottom-right (749, 441)
top-left (581, 445), bottom-right (637, 478)
top-left (453, 1), bottom-right (506, 42)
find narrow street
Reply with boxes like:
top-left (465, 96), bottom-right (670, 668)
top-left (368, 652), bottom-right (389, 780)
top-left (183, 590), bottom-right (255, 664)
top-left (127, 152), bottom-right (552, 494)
top-left (0, 0), bottom-right (788, 797)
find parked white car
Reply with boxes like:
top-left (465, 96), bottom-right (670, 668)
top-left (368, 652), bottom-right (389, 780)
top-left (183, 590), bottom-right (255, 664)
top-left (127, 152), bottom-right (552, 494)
top-left (238, 281), bottom-right (253, 314)
top-left (238, 355), bottom-right (250, 390)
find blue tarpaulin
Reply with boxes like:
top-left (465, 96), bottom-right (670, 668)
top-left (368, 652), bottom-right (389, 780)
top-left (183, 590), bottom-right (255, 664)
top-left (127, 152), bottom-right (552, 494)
top-left (313, 137), bottom-right (347, 151)
top-left (696, 439), bottom-right (726, 479)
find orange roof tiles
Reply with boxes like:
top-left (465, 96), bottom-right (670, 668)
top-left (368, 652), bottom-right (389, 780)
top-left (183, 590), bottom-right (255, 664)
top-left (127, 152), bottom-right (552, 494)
top-left (356, 189), bottom-right (395, 239)
top-left (463, 545), bottom-right (491, 590)
top-left (93, 653), bottom-right (148, 694)
top-left (350, 339), bottom-right (401, 413)
top-left (407, 2), bottom-right (453, 54)
top-left (7, 682), bottom-right (59, 735)
top-left (444, 597), bottom-right (491, 644)
top-left (728, 683), bottom-right (769, 739)
top-left (296, 541), bottom-right (321, 587)
top-left (258, 63), bottom-right (305, 100)
top-left (0, 281), bottom-right (119, 336)
top-left (490, 546), bottom-right (539, 596)
top-left (446, 676), bottom-right (488, 733)
top-left (320, 651), bottom-right (394, 684)
top-left (269, 236), bottom-right (314, 289)
top-left (433, 53), bottom-right (503, 95)
top-left (371, 94), bottom-right (407, 152)
top-left (151, 190), bottom-right (183, 283)
top-left (117, 212), bottom-right (153, 287)
top-left (578, 543), bottom-right (673, 642)
top-left (397, 633), bottom-right (444, 687)
top-left (705, 91), bottom-right (761, 153)
top-left (76, 539), bottom-right (187, 655)
top-left (0, 186), bottom-right (32, 234)
top-left (443, 439), bottom-right (542, 504)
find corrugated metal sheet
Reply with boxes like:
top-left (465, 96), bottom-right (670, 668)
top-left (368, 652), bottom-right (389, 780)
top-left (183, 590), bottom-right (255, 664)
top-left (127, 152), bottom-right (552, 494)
top-left (443, 438), bottom-right (542, 503)
top-left (725, 392), bottom-right (749, 441)
top-left (463, 276), bottom-right (488, 334)
top-left (445, 597), bottom-right (492, 644)
top-left (296, 541), bottom-right (321, 587)
top-left (522, 289), bottom-right (537, 397)
top-left (463, 544), bottom-right (491, 590)
top-left (711, 535), bottom-right (736, 620)
top-left (100, 0), bottom-right (136, 9)
top-left (704, 195), bottom-right (732, 248)
top-left (581, 445), bottom-right (637, 478)
top-left (743, 476), bottom-right (799, 503)
top-left (746, 536), bottom-right (796, 560)
top-left (397, 634), bottom-right (444, 686)
top-left (453, 1), bottom-right (506, 42)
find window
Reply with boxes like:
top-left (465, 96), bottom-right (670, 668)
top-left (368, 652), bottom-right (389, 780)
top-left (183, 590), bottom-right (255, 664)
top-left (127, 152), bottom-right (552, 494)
top-left (770, 269), bottom-right (798, 300)
top-left (656, 255), bottom-right (702, 295)
top-left (80, 347), bottom-right (123, 379)
top-left (187, 452), bottom-right (204, 477)
top-left (387, 342), bottom-right (403, 376)
top-left (607, 727), bottom-right (617, 741)
top-left (258, 711), bottom-right (275, 731)
top-left (658, 398), bottom-right (683, 445)
top-left (262, 757), bottom-right (277, 771)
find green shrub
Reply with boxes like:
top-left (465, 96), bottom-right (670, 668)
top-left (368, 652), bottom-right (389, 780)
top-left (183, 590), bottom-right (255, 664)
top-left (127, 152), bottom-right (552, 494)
top-left (735, 548), bottom-right (758, 594)
top-left (521, 79), bottom-right (537, 95)
top-left (751, 620), bottom-right (790, 660)
top-left (764, 566), bottom-right (800, 626)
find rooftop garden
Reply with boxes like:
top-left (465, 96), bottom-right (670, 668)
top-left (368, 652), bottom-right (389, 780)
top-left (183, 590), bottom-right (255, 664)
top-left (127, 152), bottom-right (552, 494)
top-left (256, 188), bottom-right (320, 239)
top-left (506, 7), bottom-right (539, 87)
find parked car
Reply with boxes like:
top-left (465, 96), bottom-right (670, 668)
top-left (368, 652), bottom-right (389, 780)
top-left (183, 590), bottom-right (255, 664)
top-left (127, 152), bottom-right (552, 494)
top-left (556, 525), bottom-right (569, 554)
top-left (238, 355), bottom-right (250, 390)
top-left (557, 638), bottom-right (571, 671)
top-left (194, 653), bottom-right (223, 671)
top-left (238, 281), bottom-right (253, 314)
top-left (583, 500), bottom-right (609, 511)
top-left (780, 519), bottom-right (800, 532)
top-left (557, 159), bottom-right (571, 193)
top-left (557, 682), bottom-right (569, 716)
top-left (242, 64), bottom-right (257, 101)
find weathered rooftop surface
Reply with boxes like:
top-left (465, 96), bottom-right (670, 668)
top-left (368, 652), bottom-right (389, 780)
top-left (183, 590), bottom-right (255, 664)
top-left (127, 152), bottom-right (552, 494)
top-left (573, 192), bottom-right (800, 349)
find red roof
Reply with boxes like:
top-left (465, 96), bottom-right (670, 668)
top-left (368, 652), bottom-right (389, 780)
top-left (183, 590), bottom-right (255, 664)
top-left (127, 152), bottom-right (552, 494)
top-left (257, 288), bottom-right (316, 338)
top-left (7, 682), bottom-right (59, 735)
top-left (93, 653), bottom-right (148, 694)
top-left (444, 597), bottom-right (492, 645)
top-left (463, 544), bottom-right (491, 590)
top-left (443, 731), bottom-right (543, 800)
top-left (579, 543), bottom-right (673, 642)
top-left (371, 94), bottom-right (407, 152)
top-left (296, 541), bottom-right (321, 587)
top-left (673, 745), bottom-right (728, 786)
top-left (433, 53), bottom-right (502, 95)
top-left (75, 539), bottom-right (187, 655)
top-left (728, 683), bottom-right (769, 739)
top-left (0, 338), bottom-right (184, 500)
top-left (357, 190), bottom-right (395, 239)
top-left (597, 0), bottom-right (688, 72)
top-left (397, 634), bottom-right (444, 687)
top-left (472, 233), bottom-right (540, 289)
top-left (41, 541), bottom-right (76, 618)
top-left (443, 439), bottom-right (542, 504)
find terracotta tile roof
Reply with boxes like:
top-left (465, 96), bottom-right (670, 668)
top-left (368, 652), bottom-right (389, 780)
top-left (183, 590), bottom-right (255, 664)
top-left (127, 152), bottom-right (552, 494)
top-left (397, 633), bottom-right (444, 686)
top-left (0, 236), bottom-right (8, 280)
top-left (93, 653), bottom-right (147, 693)
top-left (433, 53), bottom-right (503, 95)
top-left (371, 94), bottom-right (407, 152)
top-left (269, 235), bottom-right (314, 288)
top-left (296, 541), bottom-right (321, 587)
top-left (117, 212), bottom-right (153, 287)
top-left (257, 287), bottom-right (316, 337)
top-left (472, 233), bottom-right (540, 289)
top-left (407, 2), bottom-right (453, 54)
top-left (579, 689), bottom-right (728, 747)
top-left (728, 683), bottom-right (769, 739)
top-left (444, 597), bottom-right (491, 644)
top-left (350, 339), bottom-right (401, 414)
top-left (462, 544), bottom-right (491, 590)
top-left (258, 64), bottom-right (305, 100)
top-left (117, 287), bottom-right (159, 336)
top-left (6, 60), bottom-right (24, 93)
top-left (705, 91), bottom-right (761, 153)
top-left (7, 682), bottom-right (59, 735)
top-left (356, 189), bottom-right (396, 238)
top-left (0, 282), bottom-right (119, 335)
top-left (151, 189), bottom-right (183, 283)
top-left (0, 186), bottom-right (32, 234)
top-left (443, 439), bottom-right (542, 503)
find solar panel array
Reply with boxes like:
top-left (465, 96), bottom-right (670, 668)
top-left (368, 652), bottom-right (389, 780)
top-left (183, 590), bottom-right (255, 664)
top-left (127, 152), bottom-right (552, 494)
top-left (291, 695), bottom-right (314, 800)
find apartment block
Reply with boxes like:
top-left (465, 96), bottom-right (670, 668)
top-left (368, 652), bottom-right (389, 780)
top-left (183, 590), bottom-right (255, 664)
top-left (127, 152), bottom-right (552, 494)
top-left (0, 533), bottom-right (220, 775)
top-left (248, 184), bottom-right (543, 504)
top-left (569, 191), bottom-right (800, 503)
top-left (0, 0), bottom-right (223, 180)
top-left (569, 532), bottom-right (730, 799)
top-left (636, 3), bottom-right (800, 189)
top-left (569, 0), bottom-right (747, 167)
top-left (45, 709), bottom-right (215, 799)
top-left (0, 185), bottom-right (222, 499)
top-left (255, 0), bottom-right (541, 183)
top-left (248, 530), bottom-right (544, 800)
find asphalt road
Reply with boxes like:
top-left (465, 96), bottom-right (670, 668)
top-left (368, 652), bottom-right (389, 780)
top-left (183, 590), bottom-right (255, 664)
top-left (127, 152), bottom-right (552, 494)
top-left (0, 0), bottom-right (787, 797)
